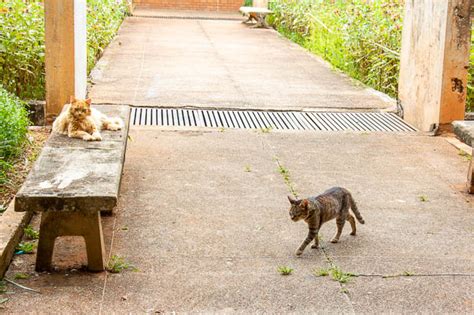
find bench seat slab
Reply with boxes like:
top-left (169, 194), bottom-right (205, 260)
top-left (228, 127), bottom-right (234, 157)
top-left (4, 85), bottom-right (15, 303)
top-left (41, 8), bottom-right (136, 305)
top-left (15, 105), bottom-right (130, 213)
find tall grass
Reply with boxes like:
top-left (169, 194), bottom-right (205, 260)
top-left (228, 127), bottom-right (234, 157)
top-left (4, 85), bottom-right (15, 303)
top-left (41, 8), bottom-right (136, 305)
top-left (270, 0), bottom-right (473, 111)
top-left (0, 87), bottom-right (30, 184)
top-left (0, 0), bottom-right (129, 100)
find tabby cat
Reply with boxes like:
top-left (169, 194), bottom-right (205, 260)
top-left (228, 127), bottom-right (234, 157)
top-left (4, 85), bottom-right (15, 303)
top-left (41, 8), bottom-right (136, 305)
top-left (52, 96), bottom-right (123, 141)
top-left (288, 187), bottom-right (365, 256)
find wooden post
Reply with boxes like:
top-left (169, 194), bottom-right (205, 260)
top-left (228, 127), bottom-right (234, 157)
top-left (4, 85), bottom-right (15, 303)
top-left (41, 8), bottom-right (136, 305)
top-left (44, 0), bottom-right (87, 124)
top-left (399, 0), bottom-right (472, 132)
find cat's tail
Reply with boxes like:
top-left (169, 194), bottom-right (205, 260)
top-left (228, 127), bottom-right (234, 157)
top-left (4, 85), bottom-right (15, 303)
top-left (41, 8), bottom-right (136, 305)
top-left (349, 194), bottom-right (365, 224)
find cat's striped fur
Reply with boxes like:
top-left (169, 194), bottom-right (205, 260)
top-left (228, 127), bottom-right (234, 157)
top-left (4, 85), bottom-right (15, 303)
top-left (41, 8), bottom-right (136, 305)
top-left (288, 187), bottom-right (364, 256)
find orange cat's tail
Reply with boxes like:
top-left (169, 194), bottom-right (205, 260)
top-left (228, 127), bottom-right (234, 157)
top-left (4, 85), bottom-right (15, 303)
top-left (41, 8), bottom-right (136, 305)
top-left (349, 194), bottom-right (365, 224)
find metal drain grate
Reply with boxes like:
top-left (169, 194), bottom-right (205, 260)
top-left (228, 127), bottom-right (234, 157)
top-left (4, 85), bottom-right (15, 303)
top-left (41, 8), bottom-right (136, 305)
top-left (130, 108), bottom-right (417, 132)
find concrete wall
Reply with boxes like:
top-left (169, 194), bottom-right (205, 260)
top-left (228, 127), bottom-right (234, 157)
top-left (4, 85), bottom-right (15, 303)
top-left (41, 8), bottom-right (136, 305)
top-left (399, 0), bottom-right (471, 132)
top-left (133, 0), bottom-right (243, 11)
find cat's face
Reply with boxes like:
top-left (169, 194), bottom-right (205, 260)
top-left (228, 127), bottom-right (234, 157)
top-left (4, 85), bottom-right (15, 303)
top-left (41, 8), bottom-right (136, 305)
top-left (288, 196), bottom-right (309, 221)
top-left (69, 97), bottom-right (92, 120)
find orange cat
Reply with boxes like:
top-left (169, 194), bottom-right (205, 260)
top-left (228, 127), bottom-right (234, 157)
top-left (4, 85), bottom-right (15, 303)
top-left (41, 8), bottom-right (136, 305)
top-left (52, 96), bottom-right (123, 141)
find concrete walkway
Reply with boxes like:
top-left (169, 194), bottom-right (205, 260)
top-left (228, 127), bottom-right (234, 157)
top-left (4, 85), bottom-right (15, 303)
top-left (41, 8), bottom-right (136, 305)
top-left (89, 15), bottom-right (393, 110)
top-left (2, 13), bottom-right (474, 314)
top-left (3, 128), bottom-right (474, 313)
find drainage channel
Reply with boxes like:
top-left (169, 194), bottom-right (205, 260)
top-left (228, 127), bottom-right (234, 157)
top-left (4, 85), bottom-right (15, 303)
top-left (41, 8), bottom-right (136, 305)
top-left (130, 108), bottom-right (417, 132)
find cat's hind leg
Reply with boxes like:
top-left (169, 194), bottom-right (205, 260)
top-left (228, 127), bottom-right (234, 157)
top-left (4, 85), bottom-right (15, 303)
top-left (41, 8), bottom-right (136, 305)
top-left (331, 217), bottom-right (346, 243)
top-left (347, 214), bottom-right (357, 236)
top-left (311, 235), bottom-right (319, 249)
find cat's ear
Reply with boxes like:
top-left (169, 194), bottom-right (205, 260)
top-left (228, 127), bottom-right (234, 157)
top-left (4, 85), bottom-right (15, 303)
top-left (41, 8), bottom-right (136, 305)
top-left (69, 95), bottom-right (76, 103)
top-left (85, 98), bottom-right (92, 106)
top-left (288, 195), bottom-right (296, 204)
top-left (301, 199), bottom-right (309, 208)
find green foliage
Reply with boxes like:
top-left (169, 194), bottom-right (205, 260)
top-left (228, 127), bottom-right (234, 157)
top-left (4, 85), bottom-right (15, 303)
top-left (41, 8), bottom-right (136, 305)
top-left (0, 87), bottom-right (30, 184)
top-left (243, 0), bottom-right (253, 6)
top-left (270, 0), bottom-right (474, 111)
top-left (23, 225), bottom-right (39, 240)
top-left (87, 0), bottom-right (130, 73)
top-left (107, 255), bottom-right (136, 273)
top-left (0, 0), bottom-right (45, 99)
top-left (0, 0), bottom-right (129, 100)
top-left (270, 0), bottom-right (403, 99)
top-left (314, 268), bottom-right (329, 277)
top-left (14, 272), bottom-right (30, 280)
top-left (15, 241), bottom-right (36, 254)
top-left (277, 266), bottom-right (294, 275)
top-left (329, 266), bottom-right (354, 284)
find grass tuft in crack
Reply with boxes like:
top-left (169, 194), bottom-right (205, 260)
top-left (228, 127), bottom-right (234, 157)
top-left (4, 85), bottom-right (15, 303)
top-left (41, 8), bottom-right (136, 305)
top-left (330, 266), bottom-right (355, 284)
top-left (314, 268), bottom-right (329, 277)
top-left (107, 255), bottom-right (137, 273)
top-left (23, 225), bottom-right (39, 240)
top-left (275, 157), bottom-right (298, 197)
top-left (277, 266), bottom-right (294, 276)
top-left (15, 241), bottom-right (36, 254)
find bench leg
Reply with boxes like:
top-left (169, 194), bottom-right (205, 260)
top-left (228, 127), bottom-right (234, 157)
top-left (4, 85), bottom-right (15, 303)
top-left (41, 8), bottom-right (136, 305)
top-left (35, 211), bottom-right (105, 272)
top-left (254, 14), bottom-right (270, 29)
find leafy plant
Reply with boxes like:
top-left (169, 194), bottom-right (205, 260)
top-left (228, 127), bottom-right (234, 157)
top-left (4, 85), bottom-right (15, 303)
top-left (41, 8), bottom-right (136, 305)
top-left (0, 87), bottom-right (30, 185)
top-left (277, 266), bottom-right (294, 275)
top-left (418, 195), bottom-right (429, 202)
top-left (23, 225), bottom-right (39, 240)
top-left (244, 165), bottom-right (252, 172)
top-left (0, 0), bottom-right (129, 100)
top-left (14, 272), bottom-right (30, 280)
top-left (15, 241), bottom-right (36, 254)
top-left (330, 266), bottom-right (354, 284)
top-left (107, 255), bottom-right (136, 273)
top-left (314, 268), bottom-right (329, 277)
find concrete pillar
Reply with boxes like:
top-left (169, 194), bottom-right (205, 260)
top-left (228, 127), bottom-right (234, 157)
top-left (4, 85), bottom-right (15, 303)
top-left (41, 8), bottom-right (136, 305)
top-left (399, 0), bottom-right (472, 132)
top-left (44, 0), bottom-right (87, 124)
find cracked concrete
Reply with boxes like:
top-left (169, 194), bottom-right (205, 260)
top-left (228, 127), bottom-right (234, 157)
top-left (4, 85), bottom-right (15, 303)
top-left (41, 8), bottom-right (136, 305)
top-left (2, 128), bottom-right (473, 313)
top-left (88, 16), bottom-right (393, 111)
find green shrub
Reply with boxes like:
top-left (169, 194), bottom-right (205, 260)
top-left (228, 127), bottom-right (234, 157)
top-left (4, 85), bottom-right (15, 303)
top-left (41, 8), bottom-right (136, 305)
top-left (270, 0), bottom-right (474, 111)
top-left (0, 0), bottom-right (45, 100)
top-left (0, 86), bottom-right (30, 183)
top-left (0, 0), bottom-right (129, 100)
top-left (87, 0), bottom-right (130, 73)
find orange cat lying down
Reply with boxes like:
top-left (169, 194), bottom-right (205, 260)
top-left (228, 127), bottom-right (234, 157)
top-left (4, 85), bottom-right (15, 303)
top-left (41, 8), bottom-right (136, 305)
top-left (52, 97), bottom-right (123, 141)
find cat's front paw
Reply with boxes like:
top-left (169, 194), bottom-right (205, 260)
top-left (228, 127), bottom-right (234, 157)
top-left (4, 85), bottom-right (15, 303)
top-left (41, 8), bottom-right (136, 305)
top-left (108, 124), bottom-right (121, 131)
top-left (311, 244), bottom-right (319, 249)
top-left (295, 249), bottom-right (303, 256)
top-left (91, 132), bottom-right (102, 141)
top-left (330, 238), bottom-right (339, 243)
top-left (83, 134), bottom-right (94, 141)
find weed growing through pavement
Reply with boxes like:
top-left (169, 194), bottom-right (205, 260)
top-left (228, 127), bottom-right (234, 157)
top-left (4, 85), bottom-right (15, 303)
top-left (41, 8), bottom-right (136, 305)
top-left (330, 266), bottom-right (355, 284)
top-left (458, 150), bottom-right (472, 161)
top-left (418, 195), bottom-right (429, 202)
top-left (277, 266), bottom-right (294, 276)
top-left (107, 255), bottom-right (137, 273)
top-left (314, 268), bottom-right (329, 277)
top-left (275, 157), bottom-right (298, 197)
top-left (14, 273), bottom-right (29, 280)
top-left (244, 165), bottom-right (252, 172)
top-left (260, 127), bottom-right (272, 133)
top-left (16, 241), bottom-right (36, 254)
top-left (23, 225), bottom-right (39, 240)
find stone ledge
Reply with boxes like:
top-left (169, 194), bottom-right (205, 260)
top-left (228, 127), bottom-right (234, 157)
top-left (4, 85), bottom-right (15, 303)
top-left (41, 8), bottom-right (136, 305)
top-left (0, 200), bottom-right (32, 278)
top-left (452, 120), bottom-right (474, 146)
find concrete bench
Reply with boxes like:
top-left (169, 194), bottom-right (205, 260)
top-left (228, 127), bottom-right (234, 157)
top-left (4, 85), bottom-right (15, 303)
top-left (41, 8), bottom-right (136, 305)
top-left (15, 105), bottom-right (130, 272)
top-left (239, 6), bottom-right (273, 28)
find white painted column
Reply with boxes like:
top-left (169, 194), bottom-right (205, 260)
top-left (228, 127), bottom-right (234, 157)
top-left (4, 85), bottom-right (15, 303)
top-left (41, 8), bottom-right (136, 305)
top-left (74, 0), bottom-right (87, 100)
top-left (399, 0), bottom-right (471, 132)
